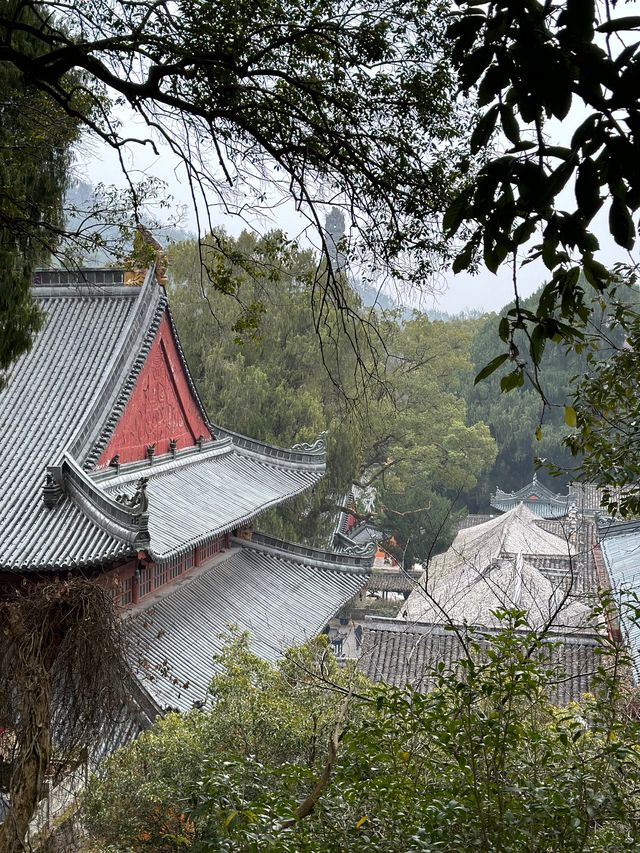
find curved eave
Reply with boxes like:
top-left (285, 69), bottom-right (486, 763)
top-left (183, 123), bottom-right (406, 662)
top-left (60, 453), bottom-right (149, 548)
top-left (212, 423), bottom-right (327, 470)
top-left (242, 532), bottom-right (374, 575)
top-left (98, 442), bottom-right (325, 562)
top-left (490, 498), bottom-right (571, 519)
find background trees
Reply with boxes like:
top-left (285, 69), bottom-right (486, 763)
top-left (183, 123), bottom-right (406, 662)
top-left (0, 6), bottom-right (81, 384)
top-left (0, 0), bottom-right (471, 370)
top-left (168, 231), bottom-right (496, 557)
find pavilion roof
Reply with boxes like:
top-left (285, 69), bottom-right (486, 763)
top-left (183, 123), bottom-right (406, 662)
top-left (128, 533), bottom-right (372, 711)
top-left (0, 268), bottom-right (326, 571)
top-left (491, 474), bottom-right (574, 518)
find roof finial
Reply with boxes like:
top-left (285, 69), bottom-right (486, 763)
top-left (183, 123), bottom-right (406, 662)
top-left (43, 470), bottom-right (63, 509)
top-left (115, 477), bottom-right (149, 513)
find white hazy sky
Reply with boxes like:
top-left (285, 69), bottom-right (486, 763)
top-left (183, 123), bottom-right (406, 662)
top-left (75, 98), bottom-right (633, 317)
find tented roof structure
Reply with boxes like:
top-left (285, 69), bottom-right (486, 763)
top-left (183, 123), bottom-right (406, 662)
top-left (401, 504), bottom-right (588, 631)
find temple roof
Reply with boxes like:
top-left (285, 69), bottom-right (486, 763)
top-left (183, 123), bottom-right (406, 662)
top-left (401, 504), bottom-right (586, 631)
top-left (128, 534), bottom-right (373, 711)
top-left (359, 618), bottom-right (600, 705)
top-left (599, 527), bottom-right (640, 679)
top-left (0, 268), bottom-right (326, 571)
top-left (491, 474), bottom-right (574, 518)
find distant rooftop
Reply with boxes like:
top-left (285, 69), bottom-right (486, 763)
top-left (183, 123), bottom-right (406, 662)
top-left (491, 474), bottom-right (574, 519)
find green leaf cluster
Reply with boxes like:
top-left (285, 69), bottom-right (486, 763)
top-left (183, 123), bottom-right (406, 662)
top-left (445, 0), bottom-right (640, 363)
top-left (83, 612), bottom-right (640, 852)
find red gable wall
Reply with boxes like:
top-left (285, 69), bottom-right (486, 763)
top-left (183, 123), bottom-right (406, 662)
top-left (98, 311), bottom-right (211, 466)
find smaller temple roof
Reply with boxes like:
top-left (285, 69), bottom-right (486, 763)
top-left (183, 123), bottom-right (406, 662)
top-left (401, 504), bottom-right (585, 631)
top-left (359, 618), bottom-right (600, 705)
top-left (491, 474), bottom-right (574, 518)
top-left (99, 440), bottom-right (324, 561)
top-left (402, 554), bottom-right (591, 630)
top-left (424, 503), bottom-right (575, 582)
top-left (128, 534), bottom-right (373, 711)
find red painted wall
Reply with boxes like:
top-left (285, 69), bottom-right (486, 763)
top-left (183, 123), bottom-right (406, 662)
top-left (98, 311), bottom-right (211, 466)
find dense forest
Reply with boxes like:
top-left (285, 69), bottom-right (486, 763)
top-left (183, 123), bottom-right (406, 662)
top-left (166, 230), bottom-right (605, 564)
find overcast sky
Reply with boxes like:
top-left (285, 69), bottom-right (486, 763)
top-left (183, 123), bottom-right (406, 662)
top-left (75, 98), bottom-right (633, 317)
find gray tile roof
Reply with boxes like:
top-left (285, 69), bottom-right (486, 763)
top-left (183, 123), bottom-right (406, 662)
top-left (456, 513), bottom-right (495, 531)
top-left (99, 443), bottom-right (325, 561)
top-left (491, 475), bottom-right (574, 518)
top-left (600, 531), bottom-right (640, 679)
top-left (0, 273), bottom-right (162, 570)
top-left (359, 618), bottom-right (600, 705)
top-left (368, 570), bottom-right (422, 594)
top-left (128, 535), bottom-right (371, 711)
top-left (0, 268), bottom-right (326, 571)
top-left (402, 505), bottom-right (593, 631)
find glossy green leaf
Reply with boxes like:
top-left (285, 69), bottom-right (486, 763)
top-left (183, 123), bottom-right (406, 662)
top-left (474, 352), bottom-right (509, 384)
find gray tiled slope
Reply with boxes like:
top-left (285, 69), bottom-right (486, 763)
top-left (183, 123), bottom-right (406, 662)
top-left (128, 542), bottom-right (368, 711)
top-left (104, 449), bottom-right (323, 559)
top-left (0, 287), bottom-right (154, 570)
top-left (360, 620), bottom-right (600, 705)
top-left (601, 532), bottom-right (640, 679)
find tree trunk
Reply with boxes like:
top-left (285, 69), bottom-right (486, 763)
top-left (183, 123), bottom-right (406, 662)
top-left (0, 663), bottom-right (52, 852)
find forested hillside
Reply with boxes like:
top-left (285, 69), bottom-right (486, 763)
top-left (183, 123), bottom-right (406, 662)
top-left (168, 231), bottom-right (496, 564)
top-left (463, 284), bottom-right (627, 510)
top-left (168, 234), bottom-right (628, 557)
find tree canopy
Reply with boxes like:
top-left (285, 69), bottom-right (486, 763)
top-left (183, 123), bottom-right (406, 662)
top-left (0, 0), bottom-right (472, 370)
top-left (82, 617), bottom-right (640, 852)
top-left (168, 230), bottom-right (496, 557)
top-left (0, 5), bottom-right (81, 384)
top-left (445, 0), bottom-right (640, 370)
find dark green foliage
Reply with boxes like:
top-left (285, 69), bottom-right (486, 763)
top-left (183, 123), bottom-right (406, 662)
top-left (566, 267), bottom-right (640, 516)
top-left (168, 233), bottom-right (496, 555)
top-left (168, 231), bottom-right (365, 545)
top-left (463, 280), bottom-right (621, 505)
top-left (83, 611), bottom-right (640, 852)
top-left (0, 6), bottom-right (79, 383)
top-left (445, 0), bottom-right (640, 373)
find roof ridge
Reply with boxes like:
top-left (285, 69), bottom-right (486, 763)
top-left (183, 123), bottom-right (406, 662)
top-left (239, 531), bottom-right (373, 573)
top-left (213, 425), bottom-right (327, 471)
top-left (91, 438), bottom-right (234, 484)
top-left (164, 303), bottom-right (213, 433)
